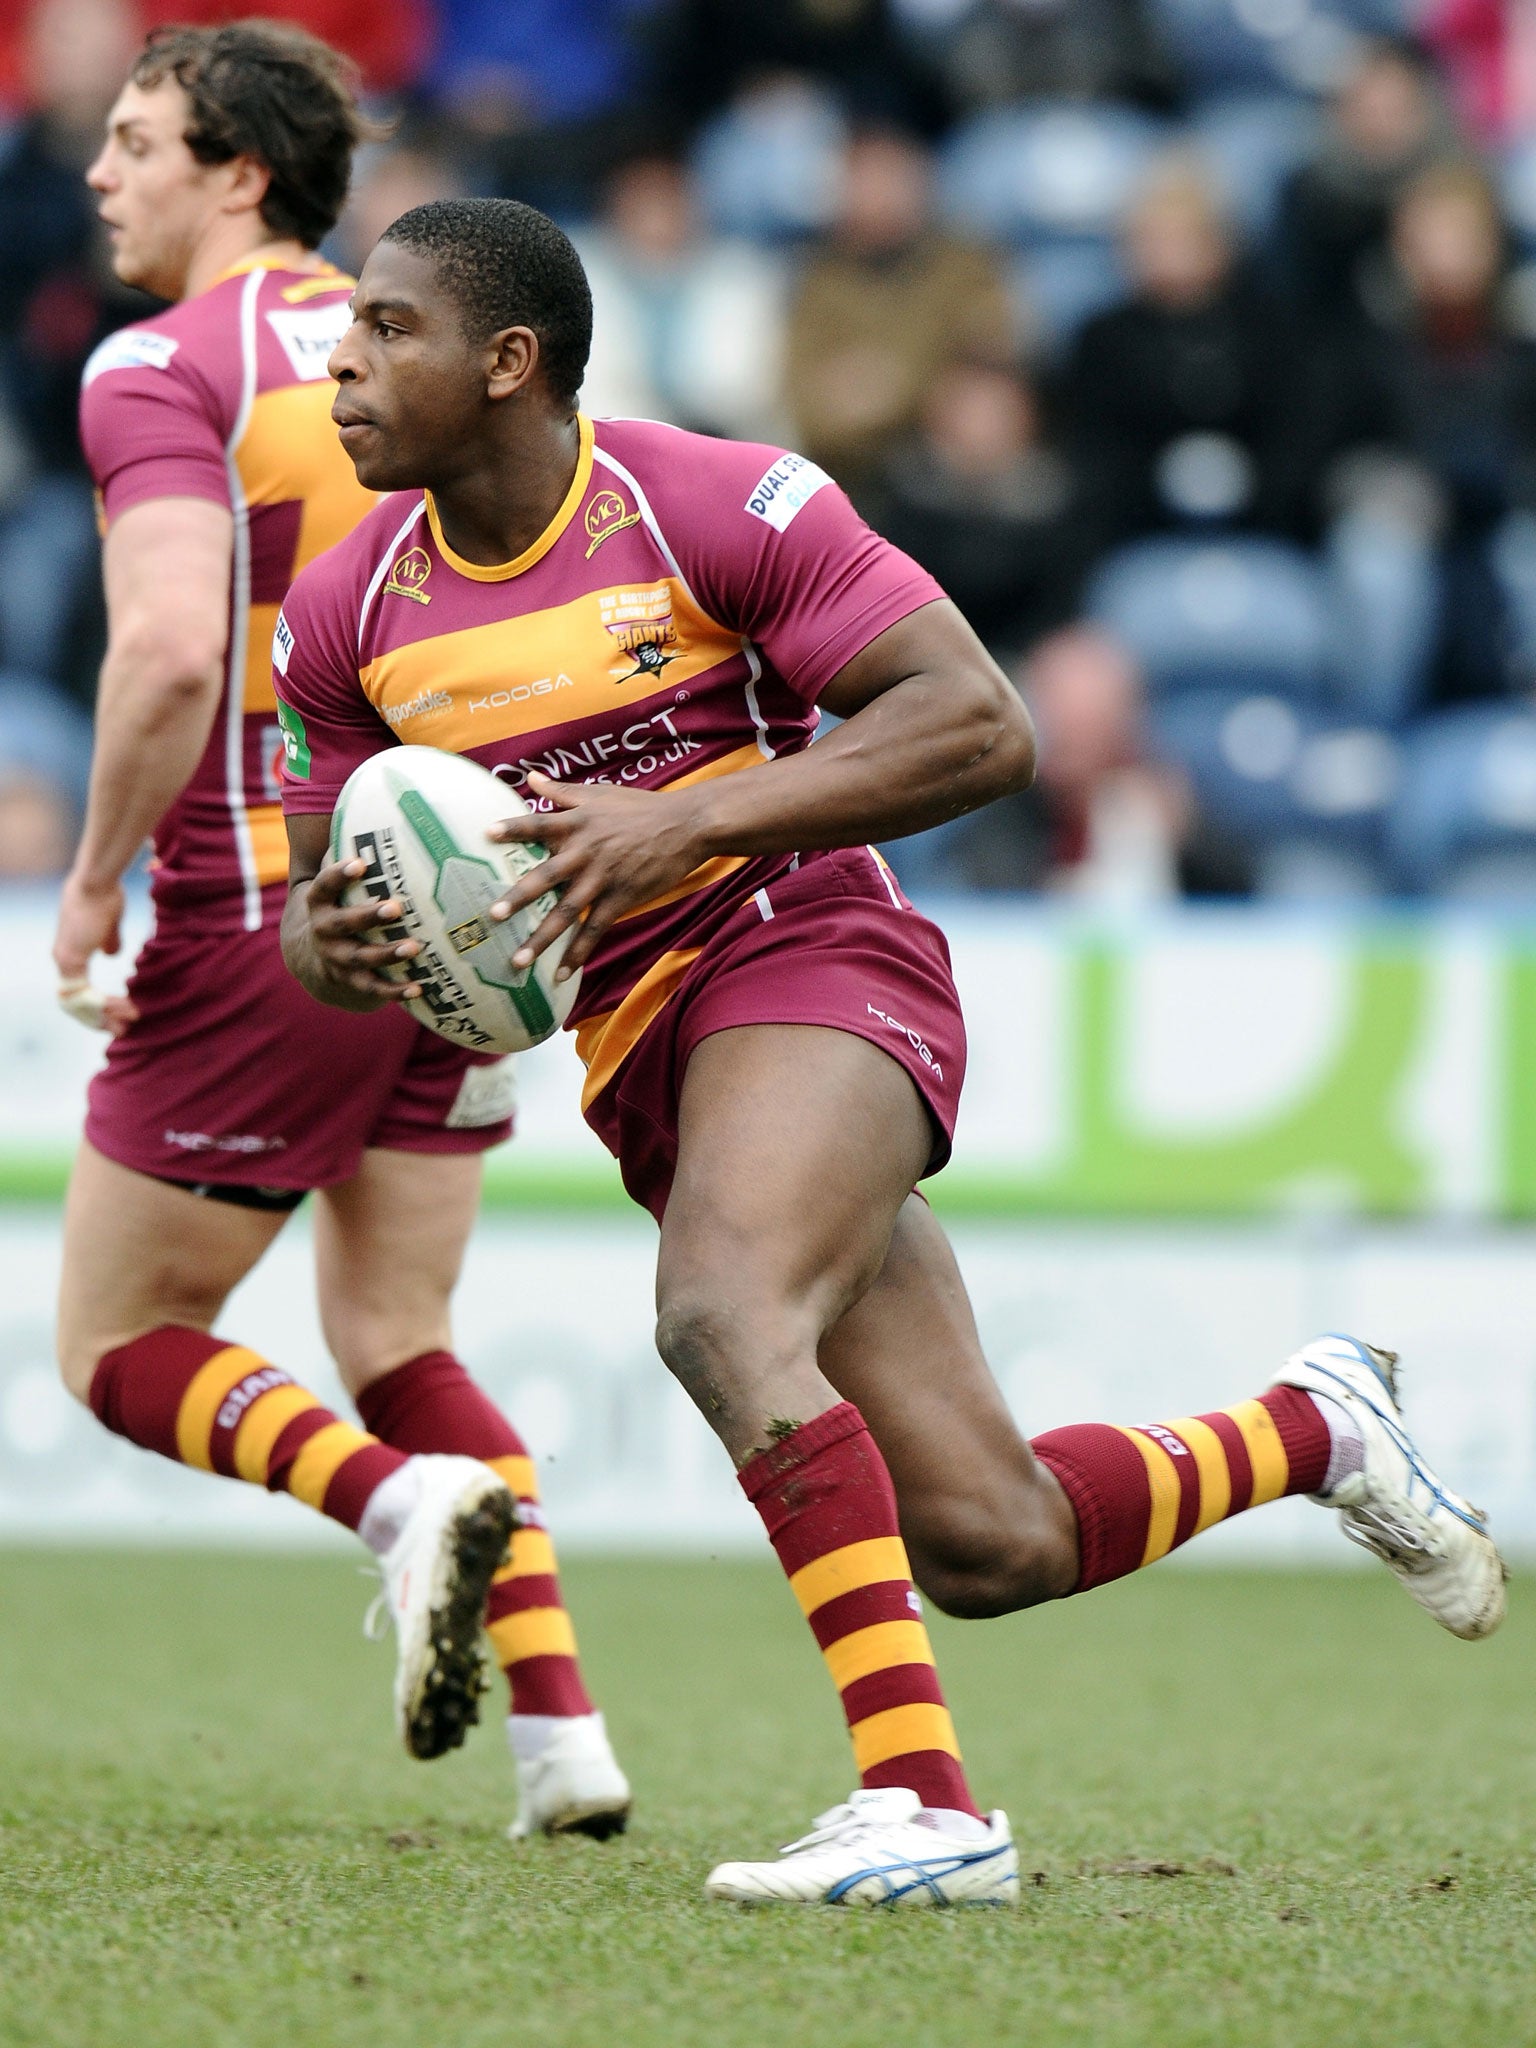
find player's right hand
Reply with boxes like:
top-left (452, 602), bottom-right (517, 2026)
top-left (53, 872), bottom-right (139, 1035)
top-left (298, 857), bottom-right (425, 1005)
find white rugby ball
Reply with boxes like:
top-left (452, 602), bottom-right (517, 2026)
top-left (329, 745), bottom-right (579, 1053)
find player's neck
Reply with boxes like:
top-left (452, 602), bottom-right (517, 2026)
top-left (181, 220), bottom-right (323, 302)
top-left (428, 412), bottom-right (584, 568)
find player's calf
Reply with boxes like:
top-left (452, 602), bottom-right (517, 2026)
top-left (85, 1323), bottom-right (515, 1754)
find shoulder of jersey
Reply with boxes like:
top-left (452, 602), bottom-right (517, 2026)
top-left (592, 415), bottom-right (835, 538)
top-left (82, 268), bottom-right (354, 392)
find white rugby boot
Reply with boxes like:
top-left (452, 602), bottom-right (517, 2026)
top-left (506, 1711), bottom-right (632, 1841)
top-left (374, 1455), bottom-right (518, 1760)
top-left (705, 1789), bottom-right (1019, 1907)
top-left (1274, 1333), bottom-right (1507, 1641)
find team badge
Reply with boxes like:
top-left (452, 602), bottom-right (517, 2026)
top-left (384, 547), bottom-right (432, 604)
top-left (598, 582), bottom-right (680, 684)
top-left (584, 489), bottom-right (641, 558)
top-left (618, 640), bottom-right (677, 683)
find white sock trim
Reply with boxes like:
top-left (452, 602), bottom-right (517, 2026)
top-left (357, 1458), bottom-right (424, 1557)
top-left (1308, 1391), bottom-right (1365, 1495)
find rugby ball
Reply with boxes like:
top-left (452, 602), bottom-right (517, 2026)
top-left (329, 746), bottom-right (579, 1053)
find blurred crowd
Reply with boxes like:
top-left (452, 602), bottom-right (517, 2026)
top-left (5, 0), bottom-right (1536, 902)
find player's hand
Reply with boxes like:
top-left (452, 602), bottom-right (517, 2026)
top-left (53, 871), bottom-right (139, 1035)
top-left (487, 772), bottom-right (707, 981)
top-left (298, 856), bottom-right (424, 1005)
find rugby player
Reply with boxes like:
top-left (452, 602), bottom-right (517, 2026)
top-left (50, 29), bottom-right (628, 1837)
top-left (278, 196), bottom-right (1506, 1905)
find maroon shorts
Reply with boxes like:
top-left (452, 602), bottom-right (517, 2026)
top-left (583, 847), bottom-right (965, 1221)
top-left (86, 917), bottom-right (514, 1193)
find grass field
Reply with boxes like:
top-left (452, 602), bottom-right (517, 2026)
top-left (0, 1553), bottom-right (1531, 2048)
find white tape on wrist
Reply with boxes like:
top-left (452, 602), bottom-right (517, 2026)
top-left (57, 979), bottom-right (112, 1030)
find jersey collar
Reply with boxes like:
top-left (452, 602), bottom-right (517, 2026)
top-left (424, 414), bottom-right (594, 582)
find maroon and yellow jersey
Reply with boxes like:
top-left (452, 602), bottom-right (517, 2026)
top-left (79, 260), bottom-right (375, 931)
top-left (275, 415), bottom-right (942, 1101)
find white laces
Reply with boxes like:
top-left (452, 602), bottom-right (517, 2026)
top-left (1343, 1501), bottom-right (1440, 1567)
top-left (360, 1565), bottom-right (392, 1642)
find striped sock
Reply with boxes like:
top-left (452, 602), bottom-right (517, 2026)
top-left (740, 1400), bottom-right (980, 1820)
top-left (89, 1326), bottom-right (405, 1532)
top-left (1032, 1387), bottom-right (1332, 1591)
top-left (356, 1352), bottom-right (594, 1718)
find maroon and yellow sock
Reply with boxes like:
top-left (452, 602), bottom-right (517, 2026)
top-left (89, 1325), bottom-right (405, 1531)
top-left (356, 1351), bottom-right (595, 1719)
top-left (1032, 1387), bottom-right (1331, 1591)
top-left (740, 1400), bottom-right (980, 1819)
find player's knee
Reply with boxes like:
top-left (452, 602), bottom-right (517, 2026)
top-left (55, 1325), bottom-right (110, 1408)
top-left (654, 1294), bottom-right (743, 1405)
top-left (907, 1507), bottom-right (1073, 1618)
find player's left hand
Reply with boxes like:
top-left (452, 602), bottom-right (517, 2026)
top-left (52, 871), bottom-right (140, 1035)
top-left (486, 771), bottom-right (707, 980)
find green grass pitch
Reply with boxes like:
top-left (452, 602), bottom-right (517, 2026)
top-left (0, 1552), bottom-right (1531, 2048)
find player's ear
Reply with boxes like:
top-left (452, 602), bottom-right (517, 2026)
top-left (221, 152), bottom-right (272, 223)
top-left (487, 326), bottom-right (539, 403)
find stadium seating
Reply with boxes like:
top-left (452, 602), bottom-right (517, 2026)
top-left (1150, 688), bottom-right (1397, 893)
top-left (1086, 536), bottom-right (1340, 702)
top-left (690, 79), bottom-right (848, 242)
top-left (938, 102), bottom-right (1168, 247)
top-left (1187, 91), bottom-right (1321, 239)
top-left (1386, 705), bottom-right (1536, 897)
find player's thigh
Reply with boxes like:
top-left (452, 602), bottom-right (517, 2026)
top-left (56, 1140), bottom-right (287, 1401)
top-left (313, 1146), bottom-right (483, 1395)
top-left (659, 1023), bottom-right (934, 1362)
top-left (818, 1196), bottom-right (1076, 1611)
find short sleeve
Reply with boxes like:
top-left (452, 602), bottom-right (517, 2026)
top-left (273, 564), bottom-right (395, 815)
top-left (641, 436), bottom-right (945, 703)
top-left (79, 328), bottom-right (232, 523)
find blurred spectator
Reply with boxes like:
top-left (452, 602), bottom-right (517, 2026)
top-left (1422, 0), bottom-right (1536, 149)
top-left (886, 626), bottom-right (1252, 898)
top-left (329, 131), bottom-right (467, 278)
top-left (651, 0), bottom-right (941, 136)
top-left (578, 152), bottom-right (788, 438)
top-left (423, 0), bottom-right (666, 209)
top-left (0, 674), bottom-right (90, 878)
top-left (1066, 159), bottom-right (1313, 547)
top-left (1330, 163), bottom-right (1536, 711)
top-left (872, 356), bottom-right (1089, 661)
top-left (783, 125), bottom-right (1014, 490)
top-left (0, 0), bottom-right (149, 704)
top-left (1278, 37), bottom-right (1463, 335)
top-left (893, 0), bottom-right (1184, 117)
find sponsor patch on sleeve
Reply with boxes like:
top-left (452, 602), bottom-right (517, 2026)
top-left (272, 610), bottom-right (295, 677)
top-left (744, 452), bottom-right (832, 533)
top-left (266, 302), bottom-right (352, 383)
top-left (81, 329), bottom-right (180, 388)
top-left (275, 697), bottom-right (310, 778)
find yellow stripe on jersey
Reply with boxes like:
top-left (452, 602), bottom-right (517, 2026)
top-left (235, 383), bottom-right (377, 568)
top-left (574, 946), bottom-right (702, 1111)
top-left (359, 579), bottom-right (743, 753)
top-left (246, 804), bottom-right (289, 889)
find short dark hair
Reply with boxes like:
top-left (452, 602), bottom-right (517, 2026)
top-left (382, 198), bottom-right (594, 411)
top-left (133, 21), bottom-right (385, 248)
